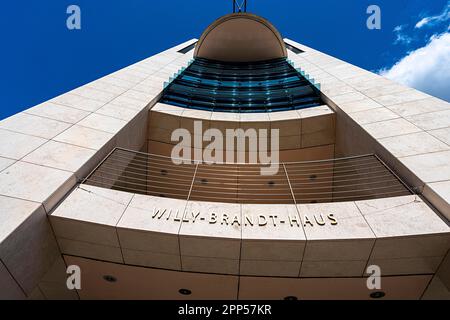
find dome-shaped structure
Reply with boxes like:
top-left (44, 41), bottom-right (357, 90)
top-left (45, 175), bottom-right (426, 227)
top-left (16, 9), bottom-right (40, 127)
top-left (194, 13), bottom-right (287, 62)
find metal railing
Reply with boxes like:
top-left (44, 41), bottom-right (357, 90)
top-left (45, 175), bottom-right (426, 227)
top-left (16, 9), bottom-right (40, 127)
top-left (83, 148), bottom-right (413, 204)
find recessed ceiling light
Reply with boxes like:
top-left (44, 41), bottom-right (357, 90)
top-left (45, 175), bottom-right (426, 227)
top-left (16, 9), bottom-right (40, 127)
top-left (309, 174), bottom-right (317, 181)
top-left (284, 296), bottom-right (298, 300)
top-left (268, 181), bottom-right (275, 187)
top-left (201, 178), bottom-right (208, 185)
top-left (179, 288), bottom-right (192, 295)
top-left (103, 275), bottom-right (117, 283)
top-left (370, 291), bottom-right (386, 299)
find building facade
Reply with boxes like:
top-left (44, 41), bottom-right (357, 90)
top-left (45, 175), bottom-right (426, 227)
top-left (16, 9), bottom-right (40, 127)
top-left (0, 13), bottom-right (449, 300)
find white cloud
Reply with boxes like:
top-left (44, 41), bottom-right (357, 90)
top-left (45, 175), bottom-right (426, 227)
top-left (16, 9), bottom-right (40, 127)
top-left (380, 32), bottom-right (450, 102)
top-left (393, 25), bottom-right (413, 45)
top-left (415, 2), bottom-right (450, 28)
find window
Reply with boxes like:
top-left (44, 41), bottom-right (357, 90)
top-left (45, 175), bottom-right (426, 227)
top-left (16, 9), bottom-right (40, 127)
top-left (160, 57), bottom-right (323, 113)
top-left (284, 42), bottom-right (304, 54)
top-left (177, 42), bottom-right (197, 54)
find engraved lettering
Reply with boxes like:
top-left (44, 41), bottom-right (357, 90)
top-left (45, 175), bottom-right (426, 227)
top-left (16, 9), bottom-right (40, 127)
top-left (152, 208), bottom-right (167, 219)
top-left (221, 213), bottom-right (229, 225)
top-left (288, 214), bottom-right (300, 227)
top-left (314, 214), bottom-right (326, 226)
top-left (231, 214), bottom-right (241, 226)
top-left (269, 215), bottom-right (278, 227)
top-left (174, 209), bottom-right (182, 222)
top-left (303, 214), bottom-right (314, 227)
top-left (258, 215), bottom-right (267, 226)
top-left (191, 211), bottom-right (201, 223)
top-left (245, 214), bottom-right (254, 226)
top-left (209, 212), bottom-right (218, 224)
top-left (328, 213), bottom-right (338, 225)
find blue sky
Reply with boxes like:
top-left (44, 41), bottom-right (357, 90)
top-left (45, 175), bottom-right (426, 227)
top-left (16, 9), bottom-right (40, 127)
top-left (0, 0), bottom-right (449, 120)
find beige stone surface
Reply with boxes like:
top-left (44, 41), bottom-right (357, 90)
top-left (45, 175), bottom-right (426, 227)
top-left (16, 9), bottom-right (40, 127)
top-left (0, 203), bottom-right (60, 295)
top-left (180, 201), bottom-right (241, 239)
top-left (25, 102), bottom-right (90, 124)
top-left (406, 109), bottom-right (450, 131)
top-left (78, 113), bottom-right (127, 134)
top-left (0, 260), bottom-right (26, 299)
top-left (328, 92), bottom-right (367, 105)
top-left (0, 129), bottom-right (47, 160)
top-left (70, 87), bottom-right (118, 104)
top-left (118, 194), bottom-right (186, 234)
top-left (362, 118), bottom-right (421, 139)
top-left (297, 202), bottom-right (375, 240)
top-left (58, 238), bottom-right (123, 263)
top-left (370, 235), bottom-right (450, 260)
top-left (427, 181), bottom-right (450, 206)
top-left (240, 260), bottom-right (301, 277)
top-left (241, 204), bottom-right (305, 261)
top-left (35, 256), bottom-right (79, 300)
top-left (181, 256), bottom-right (239, 275)
top-left (52, 185), bottom-right (132, 225)
top-left (299, 260), bottom-right (367, 277)
top-left (387, 97), bottom-right (450, 117)
top-left (0, 161), bottom-right (75, 212)
top-left (368, 256), bottom-right (443, 276)
top-left (379, 132), bottom-right (449, 158)
top-left (336, 99), bottom-right (384, 114)
top-left (297, 202), bottom-right (375, 263)
top-left (50, 93), bottom-right (105, 112)
top-left (122, 249), bottom-right (181, 270)
top-left (424, 181), bottom-right (450, 219)
top-left (22, 140), bottom-right (96, 173)
top-left (53, 125), bottom-right (114, 150)
top-left (95, 103), bottom-right (140, 121)
top-left (179, 202), bottom-right (241, 259)
top-left (37, 281), bottom-right (79, 300)
top-left (87, 79), bottom-right (129, 95)
top-left (373, 89), bottom-right (431, 107)
top-left (0, 113), bottom-right (71, 139)
top-left (301, 112), bottom-right (335, 148)
top-left (117, 195), bottom-right (186, 255)
top-left (400, 150), bottom-right (450, 183)
top-left (356, 196), bottom-right (449, 237)
top-left (429, 127), bottom-right (450, 146)
top-left (0, 196), bottom-right (44, 243)
top-left (109, 95), bottom-right (150, 111)
top-left (0, 157), bottom-right (15, 172)
top-left (422, 275), bottom-right (450, 300)
top-left (349, 107), bottom-right (399, 125)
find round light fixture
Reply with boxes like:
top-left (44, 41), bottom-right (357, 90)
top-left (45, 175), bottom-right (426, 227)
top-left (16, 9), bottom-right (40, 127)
top-left (370, 291), bottom-right (386, 299)
top-left (103, 275), bottom-right (117, 283)
top-left (179, 289), bottom-right (192, 295)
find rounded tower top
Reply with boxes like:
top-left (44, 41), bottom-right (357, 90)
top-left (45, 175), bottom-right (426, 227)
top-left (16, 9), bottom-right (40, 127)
top-left (194, 13), bottom-right (287, 62)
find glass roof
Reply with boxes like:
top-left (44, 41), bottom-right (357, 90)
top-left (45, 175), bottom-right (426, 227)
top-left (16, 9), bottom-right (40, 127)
top-left (159, 57), bottom-right (324, 113)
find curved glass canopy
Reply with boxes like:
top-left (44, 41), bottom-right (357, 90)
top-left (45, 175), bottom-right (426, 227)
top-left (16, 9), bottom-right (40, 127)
top-left (160, 57), bottom-right (324, 113)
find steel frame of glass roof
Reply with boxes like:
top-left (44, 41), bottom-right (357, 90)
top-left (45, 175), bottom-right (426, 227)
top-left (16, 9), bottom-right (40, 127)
top-left (160, 57), bottom-right (324, 113)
